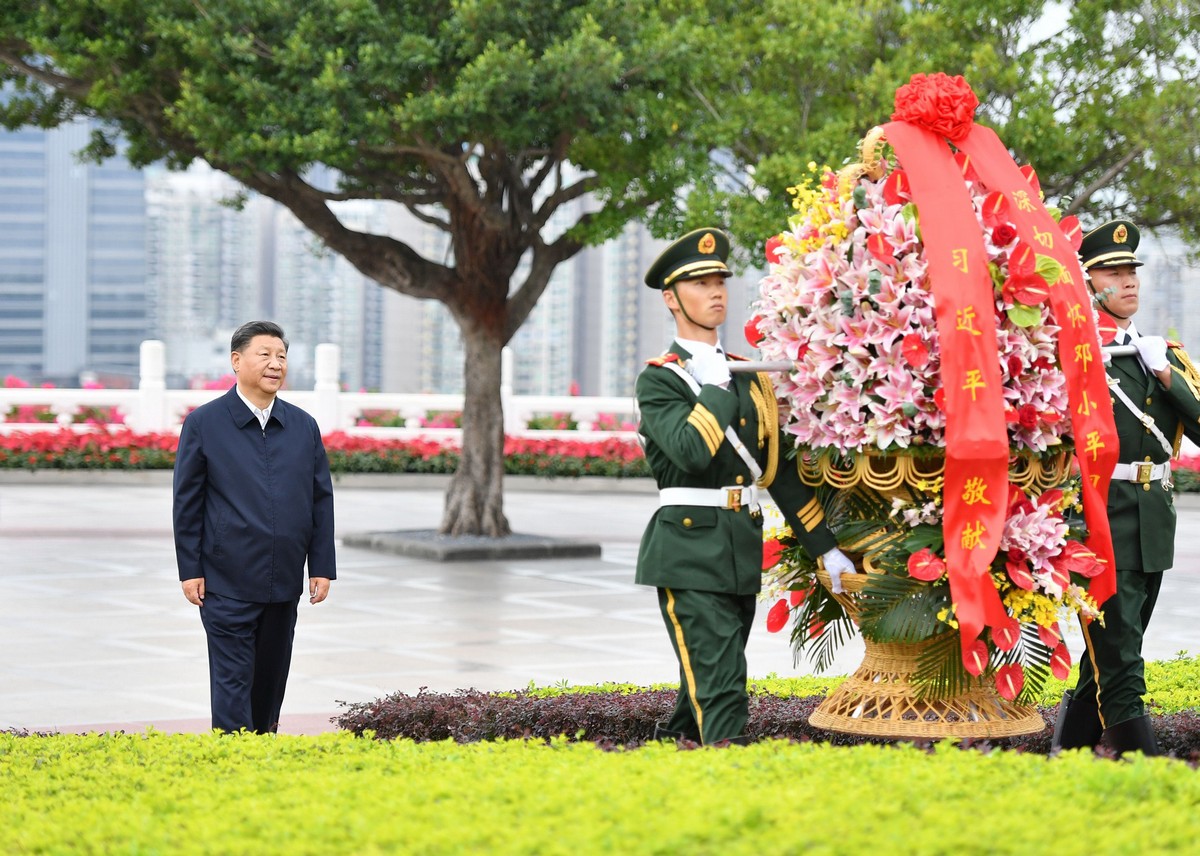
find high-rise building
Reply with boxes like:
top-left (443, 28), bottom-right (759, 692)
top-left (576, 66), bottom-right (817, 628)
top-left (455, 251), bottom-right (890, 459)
top-left (1135, 231), bottom-right (1200, 347)
top-left (145, 163), bottom-right (268, 386)
top-left (0, 120), bottom-right (147, 385)
top-left (271, 200), bottom-right (387, 391)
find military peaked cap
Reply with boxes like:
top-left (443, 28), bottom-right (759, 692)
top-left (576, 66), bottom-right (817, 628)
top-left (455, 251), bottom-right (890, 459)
top-left (644, 228), bottom-right (733, 289)
top-left (1079, 219), bottom-right (1144, 270)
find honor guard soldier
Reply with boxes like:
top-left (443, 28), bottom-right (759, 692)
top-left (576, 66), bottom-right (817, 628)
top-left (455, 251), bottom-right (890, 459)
top-left (635, 227), bottom-right (854, 745)
top-left (1053, 220), bottom-right (1200, 756)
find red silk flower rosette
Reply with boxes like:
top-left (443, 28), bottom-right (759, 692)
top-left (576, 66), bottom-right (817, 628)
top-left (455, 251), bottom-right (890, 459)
top-left (891, 72), bottom-right (980, 142)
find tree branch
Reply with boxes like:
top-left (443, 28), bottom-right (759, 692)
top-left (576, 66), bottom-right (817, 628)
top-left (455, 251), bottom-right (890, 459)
top-left (229, 165), bottom-right (457, 302)
top-left (1065, 145), bottom-right (1145, 214)
top-left (533, 175), bottom-right (597, 230)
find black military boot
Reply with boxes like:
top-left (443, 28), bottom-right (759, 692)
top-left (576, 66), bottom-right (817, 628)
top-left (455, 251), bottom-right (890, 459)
top-left (1102, 714), bottom-right (1160, 758)
top-left (652, 720), bottom-right (701, 743)
top-left (1051, 689), bottom-right (1103, 752)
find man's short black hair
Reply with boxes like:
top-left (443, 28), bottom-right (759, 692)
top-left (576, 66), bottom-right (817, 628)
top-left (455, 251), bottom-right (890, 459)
top-left (231, 321), bottom-right (289, 354)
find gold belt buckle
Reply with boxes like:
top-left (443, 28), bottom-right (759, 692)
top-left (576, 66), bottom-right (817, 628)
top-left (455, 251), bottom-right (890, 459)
top-left (724, 487), bottom-right (742, 512)
top-left (1135, 462), bottom-right (1154, 484)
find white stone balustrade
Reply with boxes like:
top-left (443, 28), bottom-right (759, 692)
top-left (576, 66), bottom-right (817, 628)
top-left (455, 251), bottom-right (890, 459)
top-left (0, 342), bottom-right (640, 442)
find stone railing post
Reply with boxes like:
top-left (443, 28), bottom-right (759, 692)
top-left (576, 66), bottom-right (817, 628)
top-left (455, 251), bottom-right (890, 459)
top-left (501, 346), bottom-right (519, 434)
top-left (135, 340), bottom-right (167, 432)
top-left (313, 343), bottom-right (341, 434)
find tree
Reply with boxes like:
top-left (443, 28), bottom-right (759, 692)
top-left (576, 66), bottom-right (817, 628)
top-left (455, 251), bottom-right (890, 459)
top-left (0, 0), bottom-right (730, 536)
top-left (687, 0), bottom-right (1200, 262)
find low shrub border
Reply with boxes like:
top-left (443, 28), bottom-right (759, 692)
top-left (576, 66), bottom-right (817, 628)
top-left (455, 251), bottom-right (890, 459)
top-left (334, 669), bottom-right (1200, 758)
top-left (4, 731), bottom-right (1200, 854)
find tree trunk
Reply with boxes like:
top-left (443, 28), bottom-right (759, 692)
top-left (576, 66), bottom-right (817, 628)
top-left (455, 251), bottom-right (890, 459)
top-left (439, 322), bottom-right (511, 537)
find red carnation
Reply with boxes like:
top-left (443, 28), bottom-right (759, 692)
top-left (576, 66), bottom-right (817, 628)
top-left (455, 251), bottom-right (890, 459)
top-left (892, 72), bottom-right (979, 142)
top-left (1017, 404), bottom-right (1039, 430)
top-left (992, 224), bottom-right (1018, 247)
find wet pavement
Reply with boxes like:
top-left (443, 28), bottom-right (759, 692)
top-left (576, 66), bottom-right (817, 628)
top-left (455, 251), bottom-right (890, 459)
top-left (3, 473), bottom-right (1199, 735)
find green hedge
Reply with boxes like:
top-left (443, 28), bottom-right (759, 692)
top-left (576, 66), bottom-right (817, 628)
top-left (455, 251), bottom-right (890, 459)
top-left (5, 660), bottom-right (1200, 854)
top-left (2, 732), bottom-right (1197, 854)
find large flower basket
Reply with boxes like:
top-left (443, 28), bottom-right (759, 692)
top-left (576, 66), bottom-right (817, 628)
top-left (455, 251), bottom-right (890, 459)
top-left (804, 453), bottom-right (1069, 738)
top-left (754, 74), bottom-right (1121, 739)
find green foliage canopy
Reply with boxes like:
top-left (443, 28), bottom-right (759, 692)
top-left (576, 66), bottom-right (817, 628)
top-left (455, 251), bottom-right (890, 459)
top-left (692, 0), bottom-right (1200, 263)
top-left (0, 0), bottom-right (728, 335)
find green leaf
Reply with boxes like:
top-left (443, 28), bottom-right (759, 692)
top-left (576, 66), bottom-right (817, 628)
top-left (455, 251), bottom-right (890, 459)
top-left (857, 574), bottom-right (949, 643)
top-left (1035, 254), bottom-right (1064, 287)
top-left (1007, 303), bottom-right (1042, 327)
top-left (902, 524), bottom-right (943, 554)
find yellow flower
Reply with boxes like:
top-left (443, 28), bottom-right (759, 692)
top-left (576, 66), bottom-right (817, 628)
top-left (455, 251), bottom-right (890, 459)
top-left (936, 606), bottom-right (959, 630)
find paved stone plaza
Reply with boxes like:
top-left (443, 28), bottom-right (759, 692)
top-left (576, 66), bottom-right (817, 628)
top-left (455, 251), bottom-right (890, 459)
top-left (3, 474), bottom-right (1200, 735)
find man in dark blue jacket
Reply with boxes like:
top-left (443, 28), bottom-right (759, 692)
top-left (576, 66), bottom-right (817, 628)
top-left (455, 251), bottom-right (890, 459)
top-left (174, 320), bottom-right (337, 733)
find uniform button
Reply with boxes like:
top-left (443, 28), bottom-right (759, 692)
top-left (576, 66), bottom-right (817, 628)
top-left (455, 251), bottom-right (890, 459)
top-left (1143, 484), bottom-right (1151, 492)
top-left (1146, 398), bottom-right (1153, 405)
top-left (1145, 456), bottom-right (1152, 462)
top-left (683, 518), bottom-right (693, 527)
top-left (736, 475), bottom-right (745, 485)
top-left (739, 418), bottom-right (746, 426)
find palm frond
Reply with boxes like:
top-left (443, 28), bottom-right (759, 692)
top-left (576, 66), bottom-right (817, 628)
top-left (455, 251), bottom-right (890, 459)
top-left (795, 613), bottom-right (857, 674)
top-left (912, 631), bottom-right (974, 700)
top-left (857, 574), bottom-right (949, 643)
top-left (788, 584), bottom-right (851, 671)
top-left (993, 622), bottom-right (1053, 703)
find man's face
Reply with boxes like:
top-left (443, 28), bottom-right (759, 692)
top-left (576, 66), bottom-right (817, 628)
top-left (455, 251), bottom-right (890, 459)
top-left (1090, 264), bottom-right (1141, 319)
top-left (664, 274), bottom-right (728, 329)
top-left (231, 335), bottom-right (288, 400)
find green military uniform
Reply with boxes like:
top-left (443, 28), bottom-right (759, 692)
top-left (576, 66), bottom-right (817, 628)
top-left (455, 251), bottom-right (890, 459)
top-left (1055, 221), bottom-right (1200, 755)
top-left (636, 228), bottom-right (838, 745)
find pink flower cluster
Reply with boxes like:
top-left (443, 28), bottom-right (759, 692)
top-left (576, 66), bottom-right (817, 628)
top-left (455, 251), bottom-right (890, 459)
top-left (753, 161), bottom-right (1075, 455)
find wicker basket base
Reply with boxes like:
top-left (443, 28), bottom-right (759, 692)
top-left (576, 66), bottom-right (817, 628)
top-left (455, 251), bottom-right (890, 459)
top-left (810, 567), bottom-right (1046, 739)
top-left (808, 639), bottom-right (1046, 739)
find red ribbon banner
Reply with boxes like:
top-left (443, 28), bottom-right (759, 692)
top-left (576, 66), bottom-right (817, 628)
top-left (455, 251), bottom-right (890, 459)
top-left (883, 120), bottom-right (1011, 659)
top-left (957, 127), bottom-right (1120, 607)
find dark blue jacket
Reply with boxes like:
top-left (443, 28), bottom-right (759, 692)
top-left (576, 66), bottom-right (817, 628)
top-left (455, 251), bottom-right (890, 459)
top-left (173, 387), bottom-right (336, 603)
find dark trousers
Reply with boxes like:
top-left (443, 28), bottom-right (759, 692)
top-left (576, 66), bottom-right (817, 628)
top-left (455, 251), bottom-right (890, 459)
top-left (657, 587), bottom-right (756, 744)
top-left (1074, 569), bottom-right (1163, 729)
top-left (200, 591), bottom-right (299, 734)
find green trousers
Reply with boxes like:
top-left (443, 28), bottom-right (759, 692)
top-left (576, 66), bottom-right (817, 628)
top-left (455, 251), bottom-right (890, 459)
top-left (656, 587), bottom-right (756, 744)
top-left (1073, 568), bottom-right (1163, 728)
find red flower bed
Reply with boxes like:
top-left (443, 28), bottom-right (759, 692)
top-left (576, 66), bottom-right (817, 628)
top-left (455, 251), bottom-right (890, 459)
top-left (0, 429), bottom-right (651, 478)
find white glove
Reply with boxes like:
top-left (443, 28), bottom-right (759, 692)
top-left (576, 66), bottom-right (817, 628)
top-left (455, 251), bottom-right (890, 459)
top-left (1134, 335), bottom-right (1169, 374)
top-left (821, 547), bottom-right (856, 595)
top-left (688, 349), bottom-right (731, 388)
